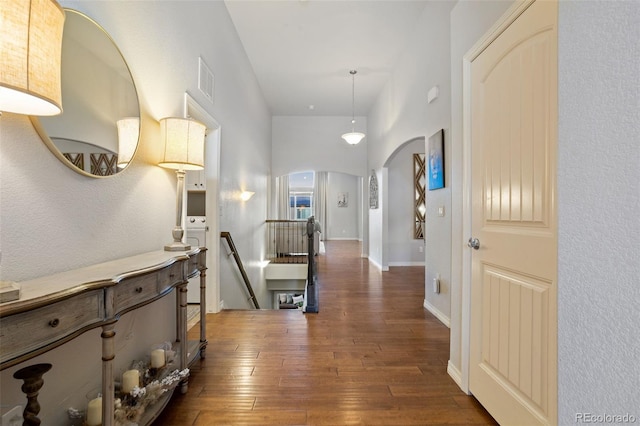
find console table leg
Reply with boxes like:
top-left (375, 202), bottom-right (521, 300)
top-left (101, 322), bottom-right (116, 426)
top-left (200, 268), bottom-right (208, 359)
top-left (13, 363), bottom-right (52, 426)
top-left (178, 282), bottom-right (189, 394)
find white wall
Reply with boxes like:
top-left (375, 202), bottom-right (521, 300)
top-left (387, 138), bottom-right (425, 266)
top-left (272, 116), bottom-right (367, 247)
top-left (557, 1), bottom-right (640, 422)
top-left (272, 115), bottom-right (368, 178)
top-left (448, 0), bottom-right (513, 381)
top-left (367, 1), bottom-right (454, 171)
top-left (0, 0), bottom-right (270, 422)
top-left (367, 1), bottom-right (454, 292)
top-left (326, 172), bottom-right (360, 240)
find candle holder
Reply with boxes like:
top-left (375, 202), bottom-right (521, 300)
top-left (13, 363), bottom-right (52, 426)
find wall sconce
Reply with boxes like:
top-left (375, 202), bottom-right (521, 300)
top-left (116, 117), bottom-right (139, 169)
top-left (158, 117), bottom-right (206, 251)
top-left (0, 0), bottom-right (65, 116)
top-left (240, 191), bottom-right (255, 201)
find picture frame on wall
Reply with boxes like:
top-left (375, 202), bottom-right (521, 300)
top-left (369, 170), bottom-right (379, 209)
top-left (337, 192), bottom-right (348, 207)
top-left (428, 129), bottom-right (444, 190)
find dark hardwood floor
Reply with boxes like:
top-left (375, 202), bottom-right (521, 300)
top-left (156, 241), bottom-right (496, 425)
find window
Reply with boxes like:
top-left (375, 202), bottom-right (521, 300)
top-left (290, 192), bottom-right (313, 219)
top-left (289, 172), bottom-right (315, 219)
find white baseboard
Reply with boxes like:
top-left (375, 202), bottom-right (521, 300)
top-left (325, 237), bottom-right (359, 241)
top-left (423, 299), bottom-right (450, 328)
top-left (388, 261), bottom-right (425, 267)
top-left (368, 257), bottom-right (388, 271)
top-left (447, 360), bottom-right (468, 393)
top-left (368, 257), bottom-right (382, 270)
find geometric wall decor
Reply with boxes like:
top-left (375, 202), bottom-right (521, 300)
top-left (414, 153), bottom-right (426, 239)
top-left (90, 153), bottom-right (117, 176)
top-left (63, 153), bottom-right (84, 170)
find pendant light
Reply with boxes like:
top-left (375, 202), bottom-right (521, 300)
top-left (341, 70), bottom-right (365, 145)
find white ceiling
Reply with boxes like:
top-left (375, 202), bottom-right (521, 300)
top-left (224, 0), bottom-right (430, 117)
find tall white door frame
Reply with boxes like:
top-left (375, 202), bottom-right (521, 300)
top-left (184, 92), bottom-right (221, 313)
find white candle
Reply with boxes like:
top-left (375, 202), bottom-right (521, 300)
top-left (150, 349), bottom-right (165, 368)
top-left (122, 369), bottom-right (139, 394)
top-left (86, 396), bottom-right (102, 426)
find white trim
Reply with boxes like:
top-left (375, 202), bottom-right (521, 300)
top-left (381, 168), bottom-right (389, 271)
top-left (460, 0), bottom-right (536, 398)
top-left (447, 360), bottom-right (466, 392)
top-left (388, 261), bottom-right (425, 267)
top-left (368, 257), bottom-right (388, 272)
top-left (325, 237), bottom-right (360, 241)
top-left (461, 51), bottom-right (473, 396)
top-left (423, 299), bottom-right (450, 328)
top-left (184, 92), bottom-right (221, 314)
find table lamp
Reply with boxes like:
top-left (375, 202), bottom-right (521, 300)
top-left (158, 117), bottom-right (206, 251)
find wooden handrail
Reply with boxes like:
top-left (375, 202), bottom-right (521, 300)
top-left (220, 232), bottom-right (260, 309)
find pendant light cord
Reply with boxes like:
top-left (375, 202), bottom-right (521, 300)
top-left (350, 70), bottom-right (357, 131)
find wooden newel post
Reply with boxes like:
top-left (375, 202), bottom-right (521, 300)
top-left (13, 363), bottom-right (52, 426)
top-left (305, 217), bottom-right (319, 313)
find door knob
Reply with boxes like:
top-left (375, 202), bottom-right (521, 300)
top-left (468, 237), bottom-right (480, 250)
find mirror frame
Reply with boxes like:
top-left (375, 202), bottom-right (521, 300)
top-left (30, 9), bottom-right (140, 178)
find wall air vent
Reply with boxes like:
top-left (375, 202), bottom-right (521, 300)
top-left (198, 57), bottom-right (214, 104)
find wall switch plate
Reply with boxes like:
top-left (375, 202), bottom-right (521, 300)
top-left (437, 206), bottom-right (445, 217)
top-left (427, 85), bottom-right (439, 104)
top-left (2, 405), bottom-right (23, 426)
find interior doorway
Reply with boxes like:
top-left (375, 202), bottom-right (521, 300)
top-left (462, 1), bottom-right (558, 423)
top-left (184, 92), bottom-right (222, 314)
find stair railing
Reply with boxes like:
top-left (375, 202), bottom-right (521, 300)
top-left (220, 231), bottom-right (260, 309)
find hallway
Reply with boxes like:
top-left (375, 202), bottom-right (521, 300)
top-left (157, 241), bottom-right (496, 425)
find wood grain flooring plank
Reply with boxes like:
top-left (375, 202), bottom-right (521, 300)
top-left (156, 241), bottom-right (495, 425)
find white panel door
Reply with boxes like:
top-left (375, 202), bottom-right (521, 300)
top-left (469, 1), bottom-right (558, 425)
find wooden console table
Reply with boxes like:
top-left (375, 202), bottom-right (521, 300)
top-left (0, 248), bottom-right (207, 426)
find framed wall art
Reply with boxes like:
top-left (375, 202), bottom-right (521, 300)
top-left (414, 153), bottom-right (426, 239)
top-left (428, 129), bottom-right (444, 190)
top-left (369, 170), bottom-right (378, 209)
top-left (337, 192), bottom-right (348, 207)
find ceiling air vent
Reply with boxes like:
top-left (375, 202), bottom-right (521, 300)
top-left (198, 57), bottom-right (214, 104)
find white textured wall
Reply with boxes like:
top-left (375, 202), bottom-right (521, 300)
top-left (272, 115), bottom-right (368, 178)
top-left (387, 138), bottom-right (425, 266)
top-left (0, 114), bottom-right (173, 281)
top-left (326, 172), bottom-right (360, 240)
top-left (448, 0), bottom-right (513, 381)
top-left (368, 168), bottom-right (387, 270)
top-left (0, 0), bottom-right (270, 421)
top-left (557, 1), bottom-right (640, 421)
top-left (367, 1), bottom-right (454, 171)
top-left (367, 0), bottom-right (454, 298)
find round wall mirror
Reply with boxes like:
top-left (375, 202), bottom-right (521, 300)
top-left (31, 9), bottom-right (140, 178)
